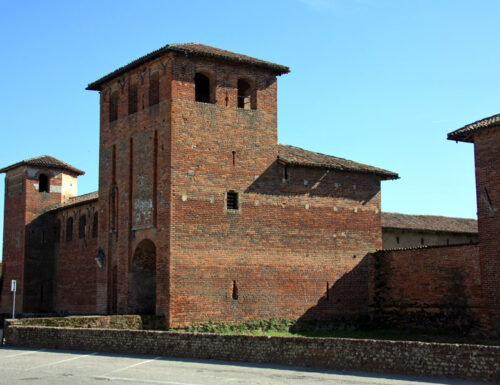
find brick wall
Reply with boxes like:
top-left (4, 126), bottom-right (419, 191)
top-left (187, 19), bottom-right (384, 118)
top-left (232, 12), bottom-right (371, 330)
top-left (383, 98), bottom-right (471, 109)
top-left (4, 324), bottom-right (499, 383)
top-left (473, 128), bottom-right (500, 331)
top-left (369, 244), bottom-right (485, 331)
top-left (51, 202), bottom-right (98, 314)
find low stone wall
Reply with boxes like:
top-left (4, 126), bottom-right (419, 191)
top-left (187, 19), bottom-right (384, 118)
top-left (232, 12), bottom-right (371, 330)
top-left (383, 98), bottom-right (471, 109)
top-left (5, 325), bottom-right (499, 383)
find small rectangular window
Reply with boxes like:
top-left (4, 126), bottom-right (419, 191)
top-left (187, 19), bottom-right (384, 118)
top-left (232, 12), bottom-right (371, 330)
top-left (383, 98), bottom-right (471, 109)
top-left (227, 191), bottom-right (238, 210)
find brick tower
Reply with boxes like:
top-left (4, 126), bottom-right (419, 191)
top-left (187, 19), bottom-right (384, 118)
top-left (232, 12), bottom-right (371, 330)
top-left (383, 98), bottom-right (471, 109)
top-left (87, 43), bottom-right (396, 326)
top-left (0, 156), bottom-right (84, 313)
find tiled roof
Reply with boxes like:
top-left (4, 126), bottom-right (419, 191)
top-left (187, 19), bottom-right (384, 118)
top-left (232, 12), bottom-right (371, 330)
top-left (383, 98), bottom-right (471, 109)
top-left (87, 43), bottom-right (290, 91)
top-left (277, 144), bottom-right (399, 180)
top-left (0, 155), bottom-right (84, 175)
top-left (447, 113), bottom-right (500, 143)
top-left (382, 212), bottom-right (478, 234)
top-left (374, 242), bottom-right (478, 253)
top-left (45, 191), bottom-right (99, 213)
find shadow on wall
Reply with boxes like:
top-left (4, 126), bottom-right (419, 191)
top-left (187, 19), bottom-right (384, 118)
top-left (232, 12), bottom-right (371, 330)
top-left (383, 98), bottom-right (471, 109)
top-left (292, 255), bottom-right (372, 331)
top-left (369, 249), bottom-right (480, 334)
top-left (245, 161), bottom-right (379, 203)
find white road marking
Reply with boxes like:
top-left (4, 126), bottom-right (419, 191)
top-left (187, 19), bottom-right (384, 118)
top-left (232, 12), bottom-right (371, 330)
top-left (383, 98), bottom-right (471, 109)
top-left (103, 356), bottom-right (161, 375)
top-left (95, 376), bottom-right (205, 385)
top-left (27, 351), bottom-right (98, 370)
top-left (0, 349), bottom-right (46, 359)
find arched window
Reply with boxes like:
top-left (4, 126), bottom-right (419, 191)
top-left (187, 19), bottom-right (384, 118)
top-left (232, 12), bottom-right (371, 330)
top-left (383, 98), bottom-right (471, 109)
top-left (195, 73), bottom-right (212, 103)
top-left (237, 79), bottom-right (255, 110)
top-left (109, 91), bottom-right (118, 122)
top-left (149, 72), bottom-right (159, 106)
top-left (39, 174), bottom-right (49, 193)
top-left (92, 212), bottom-right (98, 238)
top-left (66, 217), bottom-right (73, 242)
top-left (79, 214), bottom-right (87, 239)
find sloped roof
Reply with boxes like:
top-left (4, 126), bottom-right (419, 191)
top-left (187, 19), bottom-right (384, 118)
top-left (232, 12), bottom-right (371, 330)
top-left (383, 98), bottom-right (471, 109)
top-left (87, 43), bottom-right (290, 91)
top-left (45, 191), bottom-right (98, 213)
top-left (382, 212), bottom-right (478, 234)
top-left (277, 144), bottom-right (398, 180)
top-left (447, 113), bottom-right (500, 143)
top-left (0, 155), bottom-right (84, 176)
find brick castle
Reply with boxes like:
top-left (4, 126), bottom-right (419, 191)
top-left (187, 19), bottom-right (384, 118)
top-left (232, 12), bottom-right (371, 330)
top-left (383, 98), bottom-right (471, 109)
top-left (0, 44), bottom-right (497, 332)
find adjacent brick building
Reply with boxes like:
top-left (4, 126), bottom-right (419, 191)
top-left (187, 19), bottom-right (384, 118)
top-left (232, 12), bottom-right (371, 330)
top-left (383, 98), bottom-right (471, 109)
top-left (0, 44), bottom-right (398, 326)
top-left (448, 114), bottom-right (500, 332)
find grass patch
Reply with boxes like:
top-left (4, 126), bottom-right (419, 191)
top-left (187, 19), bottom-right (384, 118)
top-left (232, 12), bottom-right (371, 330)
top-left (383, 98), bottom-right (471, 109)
top-left (174, 318), bottom-right (500, 346)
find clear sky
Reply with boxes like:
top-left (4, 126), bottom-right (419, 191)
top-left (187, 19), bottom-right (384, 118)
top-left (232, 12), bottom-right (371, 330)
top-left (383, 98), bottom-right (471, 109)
top-left (1, 0), bottom-right (499, 261)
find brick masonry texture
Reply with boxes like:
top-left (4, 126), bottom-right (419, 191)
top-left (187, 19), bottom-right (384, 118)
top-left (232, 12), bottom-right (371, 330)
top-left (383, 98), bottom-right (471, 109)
top-left (473, 128), bottom-right (500, 329)
top-left (1, 44), bottom-right (497, 336)
top-left (4, 323), bottom-right (499, 383)
top-left (369, 245), bottom-right (486, 331)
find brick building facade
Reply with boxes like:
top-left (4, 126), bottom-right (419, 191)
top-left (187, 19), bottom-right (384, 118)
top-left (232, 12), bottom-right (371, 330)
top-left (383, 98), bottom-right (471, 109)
top-left (0, 44), bottom-right (398, 326)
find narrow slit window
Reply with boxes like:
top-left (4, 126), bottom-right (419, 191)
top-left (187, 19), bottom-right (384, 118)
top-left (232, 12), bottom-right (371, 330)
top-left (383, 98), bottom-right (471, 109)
top-left (79, 214), bottom-right (87, 239)
top-left (396, 236), bottom-right (400, 244)
top-left (232, 151), bottom-right (236, 166)
top-left (326, 281), bottom-right (330, 300)
top-left (195, 73), bottom-right (212, 103)
top-left (149, 72), bottom-right (159, 106)
top-left (227, 191), bottom-right (238, 210)
top-left (109, 91), bottom-right (118, 122)
top-left (92, 212), bottom-right (98, 238)
top-left (128, 83), bottom-right (138, 114)
top-left (39, 174), bottom-right (49, 193)
top-left (421, 237), bottom-right (424, 245)
top-left (66, 217), bottom-right (73, 242)
top-left (232, 280), bottom-right (239, 300)
top-left (237, 79), bottom-right (254, 109)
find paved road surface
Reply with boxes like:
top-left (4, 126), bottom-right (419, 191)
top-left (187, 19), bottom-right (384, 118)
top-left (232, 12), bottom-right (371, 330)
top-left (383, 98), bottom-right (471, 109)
top-left (0, 346), bottom-right (489, 385)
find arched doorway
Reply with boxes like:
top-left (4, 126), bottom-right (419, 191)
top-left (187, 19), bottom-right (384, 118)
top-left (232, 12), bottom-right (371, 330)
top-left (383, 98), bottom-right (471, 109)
top-left (128, 239), bottom-right (156, 314)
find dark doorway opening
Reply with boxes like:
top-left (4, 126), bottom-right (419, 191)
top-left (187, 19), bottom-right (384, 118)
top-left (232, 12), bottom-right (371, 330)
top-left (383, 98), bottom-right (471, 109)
top-left (128, 239), bottom-right (156, 314)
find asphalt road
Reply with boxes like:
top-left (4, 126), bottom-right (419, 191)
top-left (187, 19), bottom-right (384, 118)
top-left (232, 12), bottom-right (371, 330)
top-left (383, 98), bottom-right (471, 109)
top-left (0, 346), bottom-right (490, 385)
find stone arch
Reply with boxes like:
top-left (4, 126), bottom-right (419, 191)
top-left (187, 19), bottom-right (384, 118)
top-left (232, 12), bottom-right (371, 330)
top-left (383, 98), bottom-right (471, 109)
top-left (128, 239), bottom-right (156, 314)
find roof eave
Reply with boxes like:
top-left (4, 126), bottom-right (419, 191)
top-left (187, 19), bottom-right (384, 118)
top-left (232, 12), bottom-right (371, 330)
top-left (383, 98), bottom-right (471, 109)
top-left (278, 158), bottom-right (399, 180)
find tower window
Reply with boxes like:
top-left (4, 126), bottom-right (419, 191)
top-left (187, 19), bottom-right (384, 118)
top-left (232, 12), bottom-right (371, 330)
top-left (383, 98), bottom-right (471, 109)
top-left (39, 174), bottom-right (49, 193)
top-left (149, 72), bottom-right (159, 106)
top-left (79, 214), bottom-right (87, 239)
top-left (66, 217), bottom-right (73, 242)
top-left (237, 79), bottom-right (255, 109)
top-left (109, 91), bottom-right (118, 122)
top-left (227, 191), bottom-right (239, 210)
top-left (195, 73), bottom-right (212, 103)
top-left (128, 83), bottom-right (138, 115)
top-left (92, 212), bottom-right (98, 238)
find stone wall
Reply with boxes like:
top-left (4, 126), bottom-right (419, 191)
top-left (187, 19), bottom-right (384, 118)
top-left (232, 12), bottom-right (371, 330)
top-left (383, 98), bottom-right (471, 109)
top-left (369, 244), bottom-right (484, 332)
top-left (4, 324), bottom-right (499, 383)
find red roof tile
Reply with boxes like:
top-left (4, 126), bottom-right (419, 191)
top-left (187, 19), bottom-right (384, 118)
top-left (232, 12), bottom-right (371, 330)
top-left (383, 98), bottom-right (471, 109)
top-left (0, 155), bottom-right (84, 176)
top-left (382, 212), bottom-right (478, 234)
top-left (277, 144), bottom-right (398, 180)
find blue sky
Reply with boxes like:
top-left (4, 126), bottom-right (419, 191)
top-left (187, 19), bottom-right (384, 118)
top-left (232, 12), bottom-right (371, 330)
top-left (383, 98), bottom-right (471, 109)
top-left (1, 0), bottom-right (498, 260)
